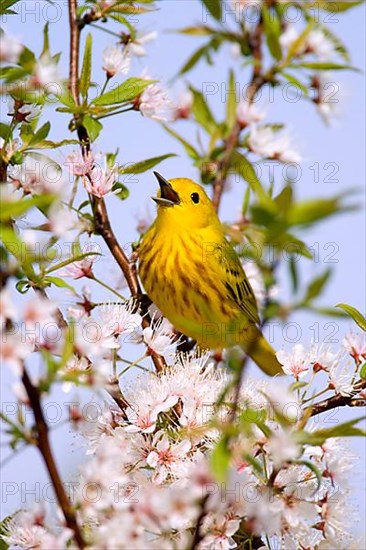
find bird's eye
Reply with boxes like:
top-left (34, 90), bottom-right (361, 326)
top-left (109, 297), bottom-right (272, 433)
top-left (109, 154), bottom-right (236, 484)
top-left (191, 192), bottom-right (200, 204)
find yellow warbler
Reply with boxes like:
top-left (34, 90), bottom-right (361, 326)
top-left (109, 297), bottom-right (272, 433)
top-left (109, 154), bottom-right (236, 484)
top-left (138, 172), bottom-right (282, 376)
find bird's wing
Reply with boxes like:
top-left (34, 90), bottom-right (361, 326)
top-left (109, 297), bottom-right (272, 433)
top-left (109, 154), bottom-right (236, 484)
top-left (217, 239), bottom-right (260, 325)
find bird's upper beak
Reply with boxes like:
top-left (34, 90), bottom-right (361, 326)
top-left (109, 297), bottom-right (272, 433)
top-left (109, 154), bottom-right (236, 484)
top-left (152, 171), bottom-right (180, 207)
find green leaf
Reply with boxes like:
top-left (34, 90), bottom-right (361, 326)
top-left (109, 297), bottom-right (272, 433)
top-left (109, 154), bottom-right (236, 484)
top-left (288, 196), bottom-right (355, 226)
top-left (118, 154), bottom-right (176, 175)
top-left (262, 6), bottom-right (282, 61)
top-left (289, 255), bottom-right (299, 293)
top-left (304, 269), bottom-right (332, 303)
top-left (320, 25), bottom-right (350, 63)
top-left (274, 185), bottom-right (293, 213)
top-left (15, 280), bottom-right (31, 294)
top-left (360, 363), bottom-right (366, 380)
top-left (179, 44), bottom-right (210, 75)
top-left (0, 0), bottom-right (20, 15)
top-left (113, 182), bottom-right (130, 200)
top-left (109, 13), bottom-right (136, 37)
top-left (336, 304), bottom-right (366, 331)
top-left (30, 121), bottom-right (51, 145)
top-left (0, 195), bottom-right (54, 221)
top-left (281, 72), bottom-right (309, 94)
top-left (231, 151), bottom-right (270, 204)
top-left (41, 22), bottom-right (50, 57)
top-left (285, 23), bottom-right (314, 63)
top-left (177, 25), bottom-right (214, 36)
top-left (92, 77), bottom-right (154, 106)
top-left (201, 0), bottom-right (222, 20)
top-left (311, 1), bottom-right (364, 12)
top-left (298, 416), bottom-right (366, 446)
top-left (290, 381), bottom-right (308, 392)
top-left (80, 33), bottom-right (92, 99)
top-left (82, 116), bottom-right (103, 142)
top-left (30, 138), bottom-right (80, 150)
top-left (45, 276), bottom-right (77, 294)
top-left (0, 511), bottom-right (17, 548)
top-left (225, 69), bottom-right (237, 135)
top-left (0, 123), bottom-right (11, 141)
top-left (289, 62), bottom-right (358, 71)
top-left (163, 125), bottom-right (200, 160)
top-left (210, 436), bottom-right (230, 482)
top-left (190, 86), bottom-right (217, 133)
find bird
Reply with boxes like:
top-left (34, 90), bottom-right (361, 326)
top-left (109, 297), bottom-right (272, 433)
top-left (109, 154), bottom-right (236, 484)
top-left (138, 171), bottom-right (283, 376)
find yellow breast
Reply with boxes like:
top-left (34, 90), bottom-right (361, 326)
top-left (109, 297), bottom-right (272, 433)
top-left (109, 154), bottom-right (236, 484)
top-left (138, 225), bottom-right (249, 348)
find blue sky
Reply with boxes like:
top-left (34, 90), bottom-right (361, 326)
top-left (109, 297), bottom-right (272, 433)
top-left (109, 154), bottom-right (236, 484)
top-left (1, 0), bottom-right (365, 533)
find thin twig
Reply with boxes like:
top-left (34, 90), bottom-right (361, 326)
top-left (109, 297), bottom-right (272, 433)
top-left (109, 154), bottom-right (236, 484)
top-left (211, 16), bottom-right (266, 213)
top-left (93, 198), bottom-right (166, 373)
top-left (308, 379), bottom-right (366, 417)
top-left (22, 368), bottom-right (86, 549)
top-left (212, 123), bottom-right (241, 211)
top-left (67, 0), bottom-right (166, 374)
top-left (68, 0), bottom-right (80, 105)
top-left (188, 495), bottom-right (209, 550)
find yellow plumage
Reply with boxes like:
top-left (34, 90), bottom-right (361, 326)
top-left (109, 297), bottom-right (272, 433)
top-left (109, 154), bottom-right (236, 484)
top-left (138, 173), bottom-right (282, 376)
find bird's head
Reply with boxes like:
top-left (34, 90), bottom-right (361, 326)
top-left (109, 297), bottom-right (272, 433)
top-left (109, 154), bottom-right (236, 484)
top-left (152, 172), bottom-right (218, 230)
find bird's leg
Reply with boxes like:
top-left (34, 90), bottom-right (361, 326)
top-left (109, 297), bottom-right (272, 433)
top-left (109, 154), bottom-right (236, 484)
top-left (133, 293), bottom-right (152, 313)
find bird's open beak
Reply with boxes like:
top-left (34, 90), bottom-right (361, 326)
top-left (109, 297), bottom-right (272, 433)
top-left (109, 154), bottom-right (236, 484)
top-left (152, 171), bottom-right (180, 207)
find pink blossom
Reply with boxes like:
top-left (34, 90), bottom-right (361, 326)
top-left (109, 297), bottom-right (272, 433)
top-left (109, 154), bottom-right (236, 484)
top-left (143, 317), bottom-right (176, 357)
top-left (65, 150), bottom-right (95, 177)
top-left (57, 246), bottom-right (98, 279)
top-left (147, 432), bottom-right (191, 484)
top-left (138, 73), bottom-right (173, 122)
top-left (342, 332), bottom-right (366, 364)
top-left (83, 164), bottom-right (116, 198)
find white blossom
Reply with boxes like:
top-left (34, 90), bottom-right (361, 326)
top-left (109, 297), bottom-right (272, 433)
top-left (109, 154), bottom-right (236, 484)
top-left (139, 73), bottom-right (173, 121)
top-left (32, 57), bottom-right (60, 88)
top-left (102, 45), bottom-right (130, 77)
top-left (276, 344), bottom-right (310, 378)
top-left (248, 126), bottom-right (301, 163)
top-left (306, 29), bottom-right (335, 61)
top-left (342, 331), bottom-right (366, 363)
top-left (10, 156), bottom-right (64, 196)
top-left (236, 99), bottom-right (265, 127)
top-left (126, 31), bottom-right (157, 57)
top-left (0, 31), bottom-right (23, 63)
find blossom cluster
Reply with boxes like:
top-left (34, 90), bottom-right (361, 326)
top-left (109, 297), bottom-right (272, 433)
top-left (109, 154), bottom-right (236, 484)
top-left (1, 279), bottom-right (365, 548)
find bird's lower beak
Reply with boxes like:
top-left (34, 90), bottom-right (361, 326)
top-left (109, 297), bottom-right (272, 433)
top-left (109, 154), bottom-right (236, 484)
top-left (152, 171), bottom-right (180, 207)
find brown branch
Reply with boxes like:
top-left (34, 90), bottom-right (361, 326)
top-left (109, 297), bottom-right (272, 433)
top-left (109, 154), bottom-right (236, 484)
top-left (212, 123), bottom-right (241, 211)
top-left (68, 1), bottom-right (166, 375)
top-left (21, 368), bottom-right (86, 549)
top-left (93, 197), bottom-right (166, 373)
top-left (68, 0), bottom-right (80, 105)
top-left (188, 495), bottom-right (209, 550)
top-left (308, 379), bottom-right (366, 417)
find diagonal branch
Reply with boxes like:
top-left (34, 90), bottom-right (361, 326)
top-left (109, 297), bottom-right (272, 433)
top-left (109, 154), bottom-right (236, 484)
top-left (93, 197), bottom-right (166, 373)
top-left (68, 0), bottom-right (166, 374)
top-left (308, 379), bottom-right (366, 417)
top-left (22, 368), bottom-right (86, 549)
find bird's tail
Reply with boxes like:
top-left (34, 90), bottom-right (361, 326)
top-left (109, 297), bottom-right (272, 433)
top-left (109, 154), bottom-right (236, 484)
top-left (244, 330), bottom-right (283, 376)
